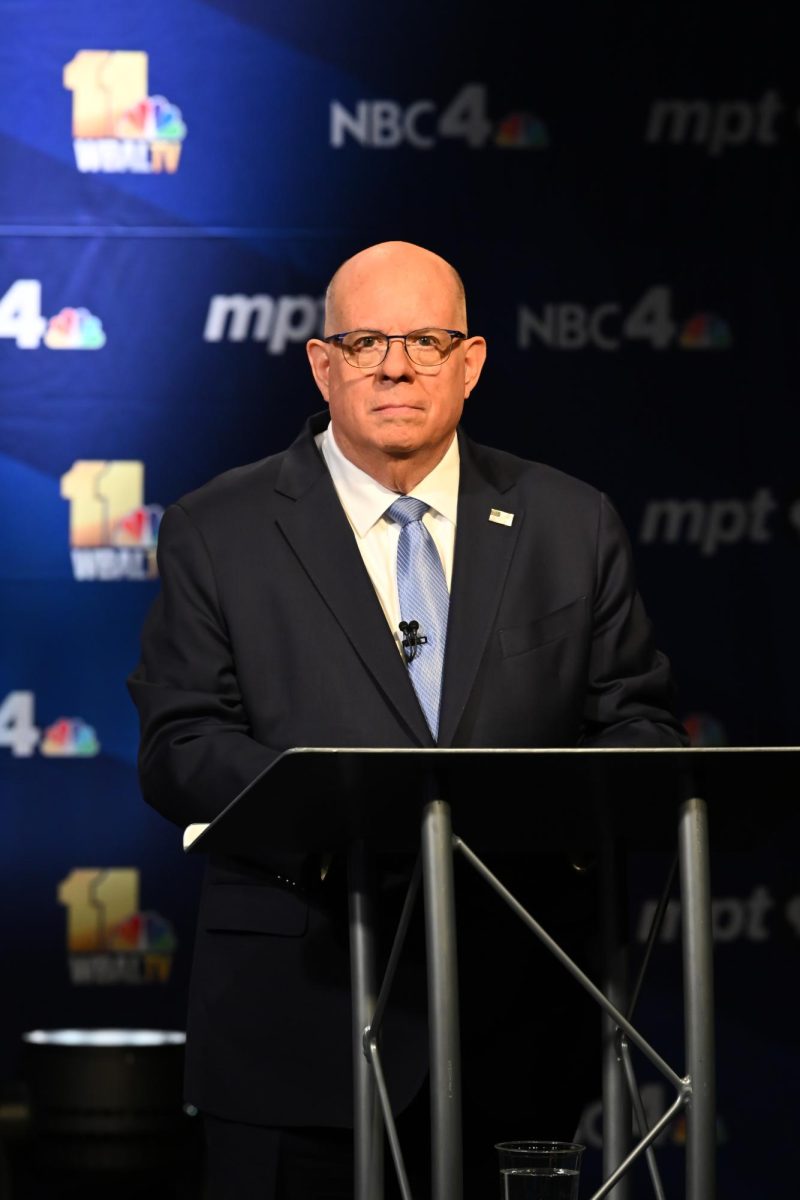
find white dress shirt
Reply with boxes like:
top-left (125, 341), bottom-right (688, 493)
top-left (317, 422), bottom-right (459, 652)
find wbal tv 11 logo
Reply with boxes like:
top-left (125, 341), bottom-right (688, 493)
top-left (61, 461), bottom-right (163, 581)
top-left (58, 868), bottom-right (177, 985)
top-left (63, 50), bottom-right (187, 174)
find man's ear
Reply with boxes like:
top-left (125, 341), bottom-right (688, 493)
top-left (463, 336), bottom-right (487, 398)
top-left (306, 339), bottom-right (332, 403)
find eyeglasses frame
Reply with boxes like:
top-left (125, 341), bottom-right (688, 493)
top-left (322, 327), bottom-right (467, 369)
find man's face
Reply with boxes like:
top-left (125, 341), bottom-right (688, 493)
top-left (307, 245), bottom-right (486, 475)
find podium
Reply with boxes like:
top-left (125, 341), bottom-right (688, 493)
top-left (184, 745), bottom-right (798, 1200)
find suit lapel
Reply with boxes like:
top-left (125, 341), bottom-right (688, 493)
top-left (437, 432), bottom-right (523, 746)
top-left (273, 415), bottom-right (433, 745)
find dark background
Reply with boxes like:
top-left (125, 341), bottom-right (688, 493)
top-left (1, 2), bottom-right (797, 1196)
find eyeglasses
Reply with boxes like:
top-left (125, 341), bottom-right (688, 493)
top-left (323, 327), bottom-right (466, 369)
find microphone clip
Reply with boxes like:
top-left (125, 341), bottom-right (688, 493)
top-left (399, 620), bottom-right (427, 664)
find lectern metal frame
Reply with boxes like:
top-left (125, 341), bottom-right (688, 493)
top-left (185, 745), bottom-right (796, 1200)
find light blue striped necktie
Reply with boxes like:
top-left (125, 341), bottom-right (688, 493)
top-left (386, 496), bottom-right (450, 741)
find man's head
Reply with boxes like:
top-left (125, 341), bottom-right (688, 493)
top-left (307, 241), bottom-right (487, 491)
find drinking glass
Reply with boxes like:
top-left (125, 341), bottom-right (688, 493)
top-left (495, 1139), bottom-right (585, 1199)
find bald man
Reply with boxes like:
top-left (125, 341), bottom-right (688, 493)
top-left (129, 241), bottom-right (687, 1198)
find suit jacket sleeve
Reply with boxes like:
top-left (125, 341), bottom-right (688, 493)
top-left (578, 492), bottom-right (688, 747)
top-left (127, 502), bottom-right (277, 829)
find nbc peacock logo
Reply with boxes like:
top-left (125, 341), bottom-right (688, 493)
top-left (63, 51), bottom-right (187, 174)
top-left (40, 717), bottom-right (100, 757)
top-left (678, 313), bottom-right (733, 349)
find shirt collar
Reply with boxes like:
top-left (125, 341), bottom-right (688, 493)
top-left (318, 422), bottom-right (460, 536)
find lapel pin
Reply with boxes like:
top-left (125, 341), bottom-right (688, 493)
top-left (489, 508), bottom-right (514, 526)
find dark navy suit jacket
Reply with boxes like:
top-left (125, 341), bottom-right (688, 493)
top-left (128, 410), bottom-right (687, 1129)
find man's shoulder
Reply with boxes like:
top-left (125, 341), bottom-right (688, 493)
top-left (170, 411), bottom-right (325, 525)
top-left (175, 453), bottom-right (282, 516)
top-left (465, 434), bottom-right (606, 506)
top-left (177, 451), bottom-right (278, 504)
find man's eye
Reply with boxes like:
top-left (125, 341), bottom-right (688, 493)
top-left (351, 335), bottom-right (380, 350)
top-left (412, 328), bottom-right (443, 348)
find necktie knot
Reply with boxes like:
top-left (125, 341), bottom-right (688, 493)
top-left (386, 496), bottom-right (429, 527)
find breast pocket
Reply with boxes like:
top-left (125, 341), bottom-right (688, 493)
top-left (499, 595), bottom-right (588, 659)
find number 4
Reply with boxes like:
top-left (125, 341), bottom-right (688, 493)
top-left (0, 691), bottom-right (41, 757)
top-left (0, 280), bottom-right (47, 349)
top-left (438, 84), bottom-right (493, 148)
top-left (623, 286), bottom-right (676, 350)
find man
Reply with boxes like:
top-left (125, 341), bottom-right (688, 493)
top-left (128, 240), bottom-right (688, 1198)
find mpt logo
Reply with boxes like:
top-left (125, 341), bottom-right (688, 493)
top-left (646, 90), bottom-right (783, 155)
top-left (204, 293), bottom-right (324, 354)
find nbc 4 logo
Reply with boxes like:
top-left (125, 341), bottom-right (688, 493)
top-left (0, 691), bottom-right (99, 758)
top-left (518, 286), bottom-right (732, 351)
top-left (0, 280), bottom-right (105, 349)
top-left (64, 51), bottom-right (187, 174)
top-left (331, 84), bottom-right (547, 150)
top-left (61, 461), bottom-right (163, 581)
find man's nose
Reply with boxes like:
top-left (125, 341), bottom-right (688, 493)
top-left (377, 338), bottom-right (413, 376)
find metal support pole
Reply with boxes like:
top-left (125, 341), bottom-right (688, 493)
top-left (599, 832), bottom-right (631, 1200)
top-left (421, 799), bottom-right (462, 1200)
top-left (348, 840), bottom-right (384, 1200)
top-left (678, 797), bottom-right (716, 1200)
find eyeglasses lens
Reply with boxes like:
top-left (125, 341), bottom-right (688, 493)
top-left (340, 329), bottom-right (455, 368)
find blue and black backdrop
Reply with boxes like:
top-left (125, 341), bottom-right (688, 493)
top-left (1, 3), bottom-right (798, 1196)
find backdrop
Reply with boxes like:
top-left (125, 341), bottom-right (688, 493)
top-left (1, 3), bottom-right (797, 1196)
